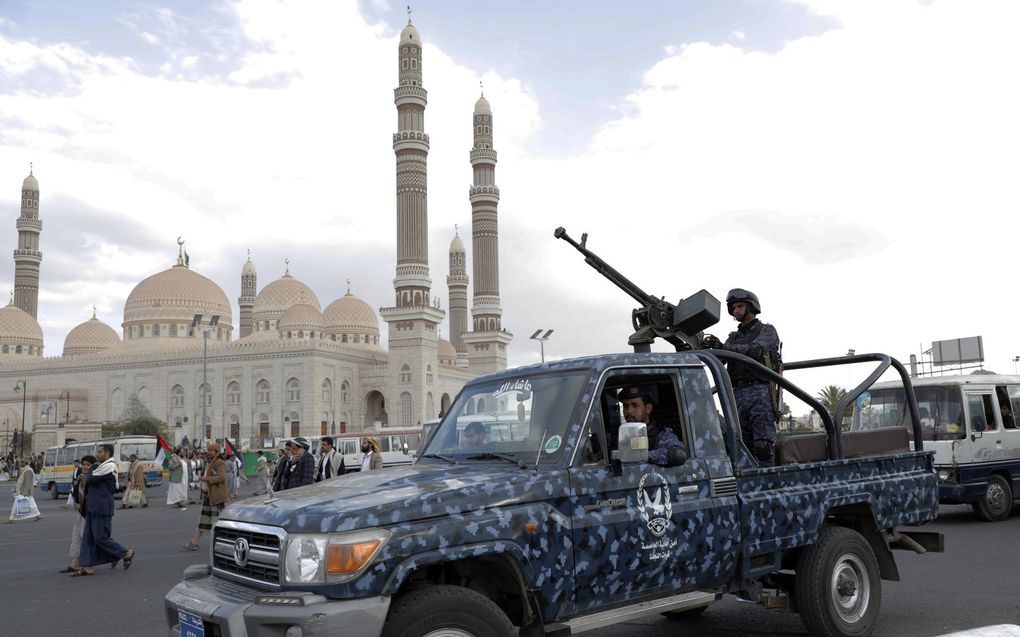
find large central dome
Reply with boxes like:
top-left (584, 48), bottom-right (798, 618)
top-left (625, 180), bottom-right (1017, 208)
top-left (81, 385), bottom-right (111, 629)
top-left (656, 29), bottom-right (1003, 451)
top-left (123, 264), bottom-right (234, 341)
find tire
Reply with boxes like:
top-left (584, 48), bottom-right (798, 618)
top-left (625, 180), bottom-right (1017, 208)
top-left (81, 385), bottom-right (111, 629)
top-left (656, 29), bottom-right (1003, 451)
top-left (796, 526), bottom-right (881, 637)
top-left (382, 585), bottom-right (515, 637)
top-left (972, 474), bottom-right (1013, 522)
top-left (50, 482), bottom-right (59, 499)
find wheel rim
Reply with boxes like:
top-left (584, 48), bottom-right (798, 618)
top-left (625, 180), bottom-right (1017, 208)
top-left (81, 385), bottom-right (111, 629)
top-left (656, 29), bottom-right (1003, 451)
top-left (986, 482), bottom-right (1007, 515)
top-left (830, 553), bottom-right (871, 624)
top-left (422, 630), bottom-right (477, 637)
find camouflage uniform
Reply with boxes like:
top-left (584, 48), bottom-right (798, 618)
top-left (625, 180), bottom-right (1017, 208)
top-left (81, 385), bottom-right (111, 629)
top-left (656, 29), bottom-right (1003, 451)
top-left (721, 319), bottom-right (780, 464)
top-left (646, 424), bottom-right (684, 467)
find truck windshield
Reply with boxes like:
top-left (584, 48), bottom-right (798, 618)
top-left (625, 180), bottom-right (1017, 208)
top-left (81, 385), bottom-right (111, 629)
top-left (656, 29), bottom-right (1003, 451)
top-left (420, 371), bottom-right (588, 465)
top-left (851, 386), bottom-right (965, 441)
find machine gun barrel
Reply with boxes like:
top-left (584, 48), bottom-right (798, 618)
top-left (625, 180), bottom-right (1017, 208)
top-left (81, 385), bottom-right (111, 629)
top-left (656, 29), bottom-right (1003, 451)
top-left (553, 227), bottom-right (654, 307)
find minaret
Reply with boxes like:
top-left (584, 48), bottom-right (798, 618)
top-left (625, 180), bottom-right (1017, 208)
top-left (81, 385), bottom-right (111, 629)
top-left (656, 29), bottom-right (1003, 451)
top-left (446, 226), bottom-right (469, 366)
top-left (239, 250), bottom-right (256, 338)
top-left (463, 91), bottom-right (512, 373)
top-left (380, 14), bottom-right (444, 426)
top-left (13, 165), bottom-right (42, 319)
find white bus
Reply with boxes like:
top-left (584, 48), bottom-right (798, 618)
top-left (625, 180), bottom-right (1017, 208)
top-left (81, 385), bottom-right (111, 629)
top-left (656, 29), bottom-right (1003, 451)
top-left (305, 427), bottom-right (423, 472)
top-left (40, 435), bottom-right (165, 497)
top-left (851, 373), bottom-right (1020, 521)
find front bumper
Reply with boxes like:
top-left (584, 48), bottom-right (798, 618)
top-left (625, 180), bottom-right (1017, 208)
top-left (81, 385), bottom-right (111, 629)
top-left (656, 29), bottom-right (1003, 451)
top-left (165, 565), bottom-right (390, 637)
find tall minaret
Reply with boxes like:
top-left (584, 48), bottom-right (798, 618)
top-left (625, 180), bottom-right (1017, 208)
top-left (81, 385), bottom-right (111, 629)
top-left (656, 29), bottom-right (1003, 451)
top-left (381, 14), bottom-right (444, 426)
top-left (239, 250), bottom-right (257, 338)
top-left (14, 166), bottom-right (42, 319)
top-left (446, 226), bottom-right (469, 366)
top-left (463, 91), bottom-right (512, 373)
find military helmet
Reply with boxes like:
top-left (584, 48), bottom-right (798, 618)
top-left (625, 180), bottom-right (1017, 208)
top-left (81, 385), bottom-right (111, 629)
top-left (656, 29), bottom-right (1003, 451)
top-left (726, 288), bottom-right (761, 315)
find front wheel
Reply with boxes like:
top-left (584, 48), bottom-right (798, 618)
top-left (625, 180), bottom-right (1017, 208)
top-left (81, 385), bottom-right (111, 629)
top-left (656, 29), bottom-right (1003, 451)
top-left (972, 474), bottom-right (1013, 522)
top-left (796, 526), bottom-right (881, 637)
top-left (50, 482), bottom-right (59, 499)
top-left (382, 585), bottom-right (515, 637)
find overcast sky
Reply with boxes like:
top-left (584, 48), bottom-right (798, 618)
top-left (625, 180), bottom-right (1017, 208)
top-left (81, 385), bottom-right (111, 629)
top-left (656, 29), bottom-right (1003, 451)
top-left (1, 0), bottom-right (1019, 397)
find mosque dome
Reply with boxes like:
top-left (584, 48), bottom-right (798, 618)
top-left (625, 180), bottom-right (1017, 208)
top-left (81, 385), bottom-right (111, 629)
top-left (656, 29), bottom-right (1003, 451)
top-left (123, 264), bottom-right (233, 328)
top-left (400, 21), bottom-right (420, 44)
top-left (278, 303), bottom-right (324, 335)
top-left (474, 95), bottom-right (491, 115)
top-left (63, 315), bottom-right (120, 357)
top-left (242, 258), bottom-right (256, 277)
top-left (438, 338), bottom-right (457, 364)
top-left (323, 290), bottom-right (381, 348)
top-left (0, 303), bottom-right (44, 357)
top-left (450, 234), bottom-right (465, 252)
top-left (252, 271), bottom-right (321, 334)
top-left (22, 173), bottom-right (39, 191)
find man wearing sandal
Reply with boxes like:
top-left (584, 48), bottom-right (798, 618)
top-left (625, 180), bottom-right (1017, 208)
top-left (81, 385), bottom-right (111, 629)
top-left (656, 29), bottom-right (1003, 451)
top-left (183, 443), bottom-right (229, 551)
top-left (75, 444), bottom-right (134, 576)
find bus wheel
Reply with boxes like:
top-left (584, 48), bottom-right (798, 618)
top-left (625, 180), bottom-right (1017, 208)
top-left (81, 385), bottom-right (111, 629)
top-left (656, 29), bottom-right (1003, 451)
top-left (50, 483), bottom-right (59, 499)
top-left (973, 475), bottom-right (1013, 522)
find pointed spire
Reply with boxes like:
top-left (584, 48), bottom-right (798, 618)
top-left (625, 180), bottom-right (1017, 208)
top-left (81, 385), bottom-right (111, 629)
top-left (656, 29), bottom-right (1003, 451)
top-left (407, 4), bottom-right (412, 23)
top-left (176, 236), bottom-right (185, 267)
top-left (29, 162), bottom-right (33, 176)
top-left (8, 290), bottom-right (13, 306)
top-left (454, 223), bottom-right (459, 237)
top-left (284, 258), bottom-right (290, 276)
top-left (92, 305), bottom-right (97, 319)
top-left (479, 80), bottom-right (484, 97)
top-left (346, 278), bottom-right (352, 295)
top-left (247, 248), bottom-right (252, 262)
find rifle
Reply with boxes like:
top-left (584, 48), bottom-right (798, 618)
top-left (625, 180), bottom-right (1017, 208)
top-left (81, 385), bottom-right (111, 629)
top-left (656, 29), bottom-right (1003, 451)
top-left (554, 227), bottom-right (721, 352)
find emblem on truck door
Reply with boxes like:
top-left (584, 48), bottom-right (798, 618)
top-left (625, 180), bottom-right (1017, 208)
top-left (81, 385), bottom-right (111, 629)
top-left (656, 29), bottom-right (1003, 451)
top-left (637, 472), bottom-right (672, 537)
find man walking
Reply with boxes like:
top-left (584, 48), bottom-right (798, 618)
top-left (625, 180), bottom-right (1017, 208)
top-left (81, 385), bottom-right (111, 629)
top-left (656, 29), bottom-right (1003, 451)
top-left (316, 437), bottom-right (345, 483)
top-left (59, 454), bottom-right (95, 574)
top-left (75, 443), bottom-right (134, 576)
top-left (166, 448), bottom-right (188, 509)
top-left (285, 438), bottom-right (315, 489)
top-left (122, 453), bottom-right (148, 508)
top-left (271, 442), bottom-right (292, 492)
top-left (253, 451), bottom-right (270, 495)
top-left (5, 458), bottom-right (42, 523)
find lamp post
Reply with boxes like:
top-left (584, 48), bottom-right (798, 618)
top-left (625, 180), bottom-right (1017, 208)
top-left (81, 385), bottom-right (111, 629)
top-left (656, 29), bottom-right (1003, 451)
top-left (193, 312), bottom-right (220, 445)
top-left (60, 389), bottom-right (70, 426)
top-left (1013, 356), bottom-right (1019, 375)
top-left (529, 329), bottom-right (554, 364)
top-left (846, 349), bottom-right (855, 392)
top-left (13, 380), bottom-right (27, 458)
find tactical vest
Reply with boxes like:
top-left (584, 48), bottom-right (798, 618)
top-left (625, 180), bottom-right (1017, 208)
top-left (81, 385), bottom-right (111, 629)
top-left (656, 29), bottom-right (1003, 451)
top-left (727, 320), bottom-right (773, 387)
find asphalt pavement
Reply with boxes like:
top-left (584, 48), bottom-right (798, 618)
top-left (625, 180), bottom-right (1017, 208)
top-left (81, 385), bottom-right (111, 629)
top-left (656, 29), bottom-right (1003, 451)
top-left (1, 479), bottom-right (1018, 637)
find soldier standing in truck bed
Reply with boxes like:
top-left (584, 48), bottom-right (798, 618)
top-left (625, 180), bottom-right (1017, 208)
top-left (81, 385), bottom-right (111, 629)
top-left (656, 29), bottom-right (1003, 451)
top-left (703, 289), bottom-right (781, 465)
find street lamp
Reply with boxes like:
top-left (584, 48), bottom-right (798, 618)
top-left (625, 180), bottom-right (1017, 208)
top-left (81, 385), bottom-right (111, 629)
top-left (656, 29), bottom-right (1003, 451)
top-left (529, 329), bottom-right (554, 364)
top-left (1013, 356), bottom-right (1019, 375)
top-left (13, 380), bottom-right (26, 458)
top-left (59, 389), bottom-right (70, 427)
top-left (846, 349), bottom-right (855, 393)
top-left (193, 312), bottom-right (220, 445)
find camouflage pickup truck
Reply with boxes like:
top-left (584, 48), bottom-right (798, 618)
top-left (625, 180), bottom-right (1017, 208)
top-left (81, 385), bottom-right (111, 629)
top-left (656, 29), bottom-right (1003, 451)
top-left (165, 349), bottom-right (942, 637)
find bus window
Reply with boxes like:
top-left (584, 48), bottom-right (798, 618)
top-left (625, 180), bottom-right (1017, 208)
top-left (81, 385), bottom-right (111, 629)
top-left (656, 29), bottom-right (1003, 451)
top-left (120, 442), bottom-right (156, 461)
top-left (45, 449), bottom-right (56, 467)
top-left (390, 435), bottom-right (405, 451)
top-left (57, 447), bottom-right (69, 465)
top-left (998, 386), bottom-right (1019, 429)
top-left (966, 394), bottom-right (997, 432)
top-left (341, 440), bottom-right (357, 455)
top-left (377, 437), bottom-right (391, 453)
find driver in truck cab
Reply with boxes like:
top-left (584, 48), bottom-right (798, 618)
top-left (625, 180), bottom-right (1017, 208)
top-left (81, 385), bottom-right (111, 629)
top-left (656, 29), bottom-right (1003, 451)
top-left (618, 386), bottom-right (686, 466)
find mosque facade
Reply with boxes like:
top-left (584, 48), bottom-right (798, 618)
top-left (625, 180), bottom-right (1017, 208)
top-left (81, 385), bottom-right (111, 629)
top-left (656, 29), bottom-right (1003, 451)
top-left (0, 19), bottom-right (512, 454)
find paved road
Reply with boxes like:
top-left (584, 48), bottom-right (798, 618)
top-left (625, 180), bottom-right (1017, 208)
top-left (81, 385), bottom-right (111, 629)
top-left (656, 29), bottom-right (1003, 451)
top-left (2, 479), bottom-right (1018, 636)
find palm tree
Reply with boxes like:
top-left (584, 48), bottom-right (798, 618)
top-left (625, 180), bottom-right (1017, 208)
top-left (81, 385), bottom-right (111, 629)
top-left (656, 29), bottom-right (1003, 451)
top-left (816, 385), bottom-right (848, 416)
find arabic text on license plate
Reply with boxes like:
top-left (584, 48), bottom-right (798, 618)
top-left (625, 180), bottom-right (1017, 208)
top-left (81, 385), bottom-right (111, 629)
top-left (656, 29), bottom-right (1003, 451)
top-left (178, 610), bottom-right (205, 637)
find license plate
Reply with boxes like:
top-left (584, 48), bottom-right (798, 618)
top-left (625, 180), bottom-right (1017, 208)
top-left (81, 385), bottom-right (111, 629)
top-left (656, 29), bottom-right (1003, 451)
top-left (178, 610), bottom-right (205, 637)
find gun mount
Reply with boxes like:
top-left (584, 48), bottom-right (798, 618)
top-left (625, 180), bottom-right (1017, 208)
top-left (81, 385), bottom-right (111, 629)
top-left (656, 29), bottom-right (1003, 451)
top-left (554, 227), bottom-right (721, 353)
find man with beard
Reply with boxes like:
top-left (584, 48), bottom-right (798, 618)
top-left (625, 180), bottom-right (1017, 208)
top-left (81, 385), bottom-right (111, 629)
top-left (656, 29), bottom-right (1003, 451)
top-left (75, 444), bottom-right (134, 575)
top-left (617, 386), bottom-right (686, 467)
top-left (703, 288), bottom-right (781, 465)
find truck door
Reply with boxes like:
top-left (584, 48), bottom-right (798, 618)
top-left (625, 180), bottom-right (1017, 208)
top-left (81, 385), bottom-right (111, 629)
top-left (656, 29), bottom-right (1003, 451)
top-left (567, 367), bottom-right (737, 613)
top-left (965, 390), bottom-right (1006, 462)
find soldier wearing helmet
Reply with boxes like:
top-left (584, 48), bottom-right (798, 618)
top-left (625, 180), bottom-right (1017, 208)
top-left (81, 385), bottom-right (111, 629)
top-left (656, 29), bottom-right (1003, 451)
top-left (702, 288), bottom-right (781, 464)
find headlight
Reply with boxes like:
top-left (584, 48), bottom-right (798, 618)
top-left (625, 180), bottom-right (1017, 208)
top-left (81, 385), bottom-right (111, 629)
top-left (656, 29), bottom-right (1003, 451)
top-left (937, 469), bottom-right (957, 483)
top-left (284, 529), bottom-right (390, 585)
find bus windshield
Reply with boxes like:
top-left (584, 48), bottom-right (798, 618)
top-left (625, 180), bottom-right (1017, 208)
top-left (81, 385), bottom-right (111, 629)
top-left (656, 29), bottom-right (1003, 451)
top-left (420, 371), bottom-right (588, 465)
top-left (851, 386), bottom-right (965, 441)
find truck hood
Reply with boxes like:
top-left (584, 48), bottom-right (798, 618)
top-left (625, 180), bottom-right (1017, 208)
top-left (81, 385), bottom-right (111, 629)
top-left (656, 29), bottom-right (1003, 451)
top-left (221, 463), bottom-right (547, 533)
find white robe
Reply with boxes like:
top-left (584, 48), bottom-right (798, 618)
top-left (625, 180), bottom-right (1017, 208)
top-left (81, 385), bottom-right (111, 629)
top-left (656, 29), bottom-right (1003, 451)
top-left (166, 457), bottom-right (189, 506)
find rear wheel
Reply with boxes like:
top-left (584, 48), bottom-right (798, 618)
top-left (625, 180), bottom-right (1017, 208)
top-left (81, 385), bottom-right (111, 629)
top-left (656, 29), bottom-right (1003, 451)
top-left (382, 585), bottom-right (515, 637)
top-left (796, 526), bottom-right (881, 637)
top-left (973, 474), bottom-right (1013, 522)
top-left (49, 482), bottom-right (59, 499)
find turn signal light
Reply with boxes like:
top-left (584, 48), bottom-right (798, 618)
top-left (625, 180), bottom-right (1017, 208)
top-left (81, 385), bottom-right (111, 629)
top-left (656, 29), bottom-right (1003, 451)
top-left (326, 540), bottom-right (382, 575)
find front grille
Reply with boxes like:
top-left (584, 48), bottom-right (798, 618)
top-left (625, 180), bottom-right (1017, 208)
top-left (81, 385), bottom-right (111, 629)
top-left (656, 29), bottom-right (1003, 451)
top-left (212, 521), bottom-right (285, 587)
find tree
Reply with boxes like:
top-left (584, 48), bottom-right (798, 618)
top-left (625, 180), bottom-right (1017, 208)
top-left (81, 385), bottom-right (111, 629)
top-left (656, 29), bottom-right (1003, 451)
top-left (112, 393), bottom-right (168, 437)
top-left (816, 385), bottom-right (847, 415)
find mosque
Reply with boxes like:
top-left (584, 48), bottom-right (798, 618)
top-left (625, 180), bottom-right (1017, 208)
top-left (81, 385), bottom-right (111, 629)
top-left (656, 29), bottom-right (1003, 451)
top-left (0, 18), bottom-right (512, 453)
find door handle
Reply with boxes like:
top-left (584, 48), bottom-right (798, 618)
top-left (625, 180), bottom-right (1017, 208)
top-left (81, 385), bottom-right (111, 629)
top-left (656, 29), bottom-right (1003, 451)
top-left (678, 485), bottom-right (698, 496)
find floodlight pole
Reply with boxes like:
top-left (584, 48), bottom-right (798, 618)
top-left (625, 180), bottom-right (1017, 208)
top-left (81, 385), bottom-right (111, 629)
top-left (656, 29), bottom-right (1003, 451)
top-left (14, 380), bottom-right (27, 458)
top-left (529, 329), bottom-right (555, 364)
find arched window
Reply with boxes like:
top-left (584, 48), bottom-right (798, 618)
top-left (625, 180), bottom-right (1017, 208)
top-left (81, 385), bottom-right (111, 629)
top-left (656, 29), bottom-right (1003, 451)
top-left (341, 381), bottom-right (350, 403)
top-left (170, 324), bottom-right (177, 337)
top-left (227, 381), bottom-right (241, 405)
top-left (199, 383), bottom-right (212, 407)
top-left (171, 385), bottom-right (185, 408)
top-left (153, 324), bottom-right (160, 336)
top-left (15, 345), bottom-right (22, 354)
top-left (229, 414), bottom-right (240, 439)
top-left (110, 388), bottom-right (124, 419)
top-left (286, 378), bottom-right (301, 402)
top-left (399, 392), bottom-right (413, 427)
top-left (322, 378), bottom-right (332, 403)
top-left (400, 364), bottom-right (412, 384)
top-left (426, 364), bottom-right (433, 385)
top-left (298, 330), bottom-right (304, 339)
top-left (256, 380), bottom-right (271, 404)
top-left (341, 334), bottom-right (348, 343)
top-left (2, 345), bottom-right (9, 354)
top-left (426, 393), bottom-right (435, 420)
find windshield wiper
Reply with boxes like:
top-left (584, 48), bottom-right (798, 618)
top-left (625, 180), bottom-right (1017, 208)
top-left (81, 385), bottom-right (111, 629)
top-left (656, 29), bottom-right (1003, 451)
top-left (420, 453), bottom-right (458, 465)
top-left (465, 452), bottom-right (528, 469)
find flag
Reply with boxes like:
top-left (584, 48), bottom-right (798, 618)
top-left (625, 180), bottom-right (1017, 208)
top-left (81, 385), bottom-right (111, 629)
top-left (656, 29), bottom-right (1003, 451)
top-left (154, 434), bottom-right (173, 469)
top-left (224, 437), bottom-right (239, 458)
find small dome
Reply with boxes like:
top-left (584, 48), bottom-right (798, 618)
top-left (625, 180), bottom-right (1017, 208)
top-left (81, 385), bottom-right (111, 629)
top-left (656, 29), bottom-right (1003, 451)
top-left (323, 291), bottom-right (381, 348)
top-left (474, 95), bottom-right (491, 115)
top-left (253, 272), bottom-right (321, 328)
top-left (123, 265), bottom-right (233, 327)
top-left (64, 316), bottom-right (120, 357)
top-left (450, 234), bottom-right (465, 253)
top-left (23, 173), bottom-right (39, 192)
top-left (0, 304), bottom-right (44, 356)
top-left (438, 338), bottom-right (457, 362)
top-left (279, 303), bottom-right (324, 333)
top-left (242, 259), bottom-right (256, 276)
top-left (400, 21), bottom-right (420, 44)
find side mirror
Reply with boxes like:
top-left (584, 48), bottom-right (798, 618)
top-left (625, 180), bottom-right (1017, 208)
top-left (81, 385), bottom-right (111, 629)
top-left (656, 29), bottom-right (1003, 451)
top-left (616, 422), bottom-right (649, 464)
top-left (517, 403), bottom-right (526, 422)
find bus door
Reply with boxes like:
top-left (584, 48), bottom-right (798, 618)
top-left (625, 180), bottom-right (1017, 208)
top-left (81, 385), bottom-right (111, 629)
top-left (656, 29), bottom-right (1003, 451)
top-left (964, 391), bottom-right (1006, 462)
